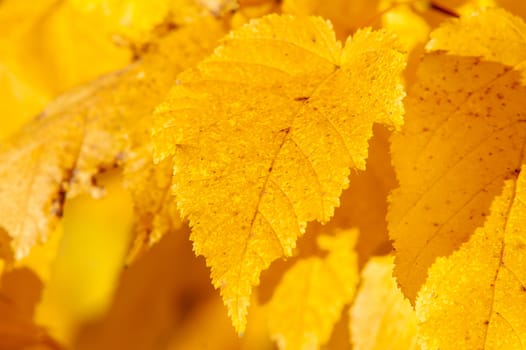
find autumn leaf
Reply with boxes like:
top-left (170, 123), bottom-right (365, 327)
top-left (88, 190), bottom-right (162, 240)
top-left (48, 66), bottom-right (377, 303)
top-left (416, 164), bottom-right (526, 349)
top-left (293, 125), bottom-right (397, 267)
top-left (427, 7), bottom-right (526, 80)
top-left (0, 17), bottom-right (225, 260)
top-left (389, 11), bottom-right (526, 300)
top-left (255, 125), bottom-right (396, 350)
top-left (123, 148), bottom-right (181, 263)
top-left (350, 256), bottom-right (418, 350)
top-left (153, 14), bottom-right (406, 332)
top-left (122, 17), bottom-right (227, 259)
top-left (124, 113), bottom-right (180, 263)
top-left (267, 230), bottom-right (359, 350)
top-left (6, 1), bottom-right (526, 349)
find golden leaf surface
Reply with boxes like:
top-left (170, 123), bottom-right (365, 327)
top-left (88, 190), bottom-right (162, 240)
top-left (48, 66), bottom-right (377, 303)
top-left (350, 256), bottom-right (418, 350)
top-left (0, 17), bottom-right (225, 260)
top-left (416, 164), bottom-right (526, 350)
top-left (152, 14), bottom-right (406, 332)
top-left (267, 231), bottom-right (359, 350)
top-left (124, 148), bottom-right (181, 263)
top-left (427, 8), bottom-right (526, 79)
top-left (302, 125), bottom-right (397, 266)
top-left (257, 125), bottom-right (397, 314)
top-left (389, 47), bottom-right (526, 300)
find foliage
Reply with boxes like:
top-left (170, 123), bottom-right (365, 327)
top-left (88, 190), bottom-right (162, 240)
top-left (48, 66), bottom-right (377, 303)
top-left (1, 0), bottom-right (526, 349)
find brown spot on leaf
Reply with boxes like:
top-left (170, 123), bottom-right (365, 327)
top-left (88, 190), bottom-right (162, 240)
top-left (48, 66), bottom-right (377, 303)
top-left (294, 96), bottom-right (310, 102)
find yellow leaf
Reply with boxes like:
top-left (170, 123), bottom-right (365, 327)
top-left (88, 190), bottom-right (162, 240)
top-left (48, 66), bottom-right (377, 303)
top-left (389, 53), bottom-right (526, 300)
top-left (123, 149), bottom-right (181, 263)
top-left (350, 256), bottom-right (419, 350)
top-left (152, 14), bottom-right (406, 332)
top-left (301, 125), bottom-right (397, 266)
top-left (257, 125), bottom-right (397, 308)
top-left (267, 230), bottom-right (359, 350)
top-left (416, 164), bottom-right (526, 349)
top-left (123, 117), bottom-right (182, 263)
top-left (0, 17), bottom-right (225, 260)
top-left (427, 8), bottom-right (526, 80)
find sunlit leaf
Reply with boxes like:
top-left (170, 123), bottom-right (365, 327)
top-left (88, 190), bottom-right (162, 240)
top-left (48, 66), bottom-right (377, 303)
top-left (416, 164), bottom-right (526, 349)
top-left (267, 230), bottom-right (359, 350)
top-left (153, 14), bottom-right (406, 332)
top-left (389, 11), bottom-right (526, 300)
top-left (350, 256), bottom-right (418, 350)
top-left (0, 17), bottom-right (225, 260)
